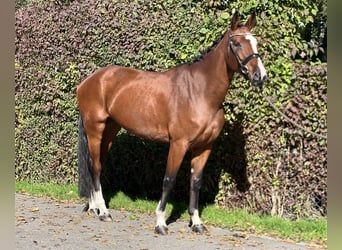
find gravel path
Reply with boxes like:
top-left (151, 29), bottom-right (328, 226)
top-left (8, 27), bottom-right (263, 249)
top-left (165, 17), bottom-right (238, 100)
top-left (15, 193), bottom-right (321, 249)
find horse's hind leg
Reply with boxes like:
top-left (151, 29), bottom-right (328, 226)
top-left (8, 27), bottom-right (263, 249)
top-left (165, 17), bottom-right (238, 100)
top-left (82, 118), bottom-right (120, 221)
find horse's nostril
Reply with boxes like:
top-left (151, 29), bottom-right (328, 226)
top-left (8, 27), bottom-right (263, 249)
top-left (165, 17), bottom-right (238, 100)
top-left (253, 71), bottom-right (260, 81)
top-left (262, 75), bottom-right (269, 82)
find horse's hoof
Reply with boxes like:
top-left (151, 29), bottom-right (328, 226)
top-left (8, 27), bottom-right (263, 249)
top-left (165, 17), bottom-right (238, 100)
top-left (99, 214), bottom-right (113, 222)
top-left (87, 208), bottom-right (100, 216)
top-left (154, 225), bottom-right (168, 235)
top-left (192, 224), bottom-right (208, 234)
top-left (82, 203), bottom-right (90, 212)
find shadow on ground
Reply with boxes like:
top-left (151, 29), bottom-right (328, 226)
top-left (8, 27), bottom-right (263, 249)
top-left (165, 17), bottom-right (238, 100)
top-left (100, 111), bottom-right (250, 223)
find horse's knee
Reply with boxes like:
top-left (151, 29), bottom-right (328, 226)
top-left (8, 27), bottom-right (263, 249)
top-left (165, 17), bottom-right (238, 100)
top-left (163, 176), bottom-right (176, 191)
top-left (191, 175), bottom-right (203, 191)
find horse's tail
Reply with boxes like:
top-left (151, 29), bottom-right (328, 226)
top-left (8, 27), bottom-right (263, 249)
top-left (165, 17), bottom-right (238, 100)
top-left (78, 116), bottom-right (93, 198)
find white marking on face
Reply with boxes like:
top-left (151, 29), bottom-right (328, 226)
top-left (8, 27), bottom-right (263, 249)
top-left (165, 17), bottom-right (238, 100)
top-left (245, 34), bottom-right (267, 79)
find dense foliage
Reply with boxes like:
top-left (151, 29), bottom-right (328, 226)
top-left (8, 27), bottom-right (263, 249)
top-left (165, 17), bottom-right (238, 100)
top-left (15, 0), bottom-right (327, 218)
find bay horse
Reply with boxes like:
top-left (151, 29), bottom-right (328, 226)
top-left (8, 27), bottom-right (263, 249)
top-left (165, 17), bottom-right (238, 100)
top-left (77, 12), bottom-right (268, 235)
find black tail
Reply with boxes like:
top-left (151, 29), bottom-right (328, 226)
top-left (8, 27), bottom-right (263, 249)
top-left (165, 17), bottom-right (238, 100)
top-left (78, 116), bottom-right (93, 198)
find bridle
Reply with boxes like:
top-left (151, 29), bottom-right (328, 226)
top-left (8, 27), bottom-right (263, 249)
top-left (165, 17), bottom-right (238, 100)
top-left (227, 33), bottom-right (326, 139)
top-left (228, 32), bottom-right (260, 77)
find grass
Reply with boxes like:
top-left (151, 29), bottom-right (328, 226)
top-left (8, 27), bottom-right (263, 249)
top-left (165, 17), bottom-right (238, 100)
top-left (15, 180), bottom-right (327, 247)
top-left (15, 180), bottom-right (79, 201)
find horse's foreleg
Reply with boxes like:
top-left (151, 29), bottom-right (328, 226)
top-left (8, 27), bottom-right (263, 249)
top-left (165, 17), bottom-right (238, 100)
top-left (188, 146), bottom-right (212, 233)
top-left (155, 140), bottom-right (188, 235)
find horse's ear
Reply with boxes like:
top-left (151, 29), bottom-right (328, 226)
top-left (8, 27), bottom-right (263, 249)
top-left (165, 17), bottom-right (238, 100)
top-left (230, 12), bottom-right (240, 30)
top-left (245, 13), bottom-right (257, 30)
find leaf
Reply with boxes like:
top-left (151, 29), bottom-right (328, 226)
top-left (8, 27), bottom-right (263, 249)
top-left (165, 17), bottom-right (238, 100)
top-left (199, 28), bottom-right (209, 34)
top-left (311, 8), bottom-right (318, 16)
top-left (180, 53), bottom-right (187, 60)
top-left (16, 216), bottom-right (26, 222)
top-left (220, 12), bottom-right (230, 20)
top-left (30, 207), bottom-right (40, 212)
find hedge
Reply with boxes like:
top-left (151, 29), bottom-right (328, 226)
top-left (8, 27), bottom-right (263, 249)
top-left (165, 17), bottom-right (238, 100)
top-left (15, 0), bottom-right (327, 219)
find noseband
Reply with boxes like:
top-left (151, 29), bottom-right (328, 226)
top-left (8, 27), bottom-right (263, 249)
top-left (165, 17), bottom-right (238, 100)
top-left (228, 33), bottom-right (260, 77)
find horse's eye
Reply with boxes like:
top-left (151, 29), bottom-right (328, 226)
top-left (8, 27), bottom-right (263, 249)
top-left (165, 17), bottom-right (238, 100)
top-left (233, 41), bottom-right (241, 47)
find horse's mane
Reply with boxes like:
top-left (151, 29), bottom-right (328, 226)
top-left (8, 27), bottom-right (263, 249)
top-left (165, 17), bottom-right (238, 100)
top-left (190, 23), bottom-right (246, 64)
top-left (190, 33), bottom-right (225, 64)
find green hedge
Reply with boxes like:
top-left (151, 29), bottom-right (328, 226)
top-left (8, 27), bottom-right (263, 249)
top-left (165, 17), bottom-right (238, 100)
top-left (15, 0), bottom-right (327, 218)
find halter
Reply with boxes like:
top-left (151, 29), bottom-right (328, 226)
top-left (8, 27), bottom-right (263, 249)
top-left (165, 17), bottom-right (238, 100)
top-left (228, 32), bottom-right (260, 77)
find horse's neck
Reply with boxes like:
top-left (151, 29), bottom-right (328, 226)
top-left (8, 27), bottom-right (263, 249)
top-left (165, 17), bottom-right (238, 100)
top-left (192, 33), bottom-right (233, 107)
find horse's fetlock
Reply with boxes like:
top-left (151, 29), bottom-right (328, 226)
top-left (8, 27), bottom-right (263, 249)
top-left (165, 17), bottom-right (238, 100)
top-left (188, 207), bottom-right (195, 216)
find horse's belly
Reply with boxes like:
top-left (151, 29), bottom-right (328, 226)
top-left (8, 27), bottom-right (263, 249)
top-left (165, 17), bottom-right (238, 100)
top-left (109, 98), bottom-right (170, 142)
top-left (120, 116), bottom-right (170, 142)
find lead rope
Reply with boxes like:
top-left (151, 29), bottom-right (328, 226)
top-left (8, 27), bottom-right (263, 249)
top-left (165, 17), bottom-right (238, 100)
top-left (258, 87), bottom-right (327, 140)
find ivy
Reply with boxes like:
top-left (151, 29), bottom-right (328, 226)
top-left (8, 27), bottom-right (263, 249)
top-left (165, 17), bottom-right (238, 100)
top-left (15, 0), bottom-right (326, 218)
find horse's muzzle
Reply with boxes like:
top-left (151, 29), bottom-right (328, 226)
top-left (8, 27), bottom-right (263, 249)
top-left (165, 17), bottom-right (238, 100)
top-left (251, 70), bottom-right (268, 89)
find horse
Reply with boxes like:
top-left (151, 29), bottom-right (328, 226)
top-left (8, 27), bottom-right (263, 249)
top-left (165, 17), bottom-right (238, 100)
top-left (76, 12), bottom-right (268, 235)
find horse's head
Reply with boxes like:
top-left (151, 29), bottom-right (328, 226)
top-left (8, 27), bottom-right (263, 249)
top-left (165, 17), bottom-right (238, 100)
top-left (228, 12), bottom-right (268, 89)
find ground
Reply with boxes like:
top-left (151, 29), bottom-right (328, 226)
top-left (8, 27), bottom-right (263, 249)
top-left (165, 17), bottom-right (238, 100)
top-left (15, 193), bottom-right (322, 249)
